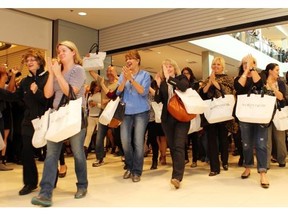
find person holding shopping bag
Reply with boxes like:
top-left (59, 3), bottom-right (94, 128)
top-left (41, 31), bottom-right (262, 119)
top-left (261, 63), bottom-right (287, 169)
top-left (154, 59), bottom-right (190, 189)
top-left (0, 52), bottom-right (52, 195)
top-left (234, 54), bottom-right (270, 189)
top-left (31, 41), bottom-right (88, 207)
top-left (199, 56), bottom-right (234, 176)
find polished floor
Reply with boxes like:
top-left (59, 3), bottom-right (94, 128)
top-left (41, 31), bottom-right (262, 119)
top-left (1, 147), bottom-right (288, 213)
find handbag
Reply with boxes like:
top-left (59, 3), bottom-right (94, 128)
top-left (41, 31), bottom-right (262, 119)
top-left (272, 105), bottom-right (288, 131)
top-left (31, 108), bottom-right (51, 148)
top-left (108, 100), bottom-right (126, 128)
top-left (236, 88), bottom-right (276, 124)
top-left (83, 43), bottom-right (106, 71)
top-left (175, 88), bottom-right (208, 114)
top-left (203, 90), bottom-right (235, 124)
top-left (151, 101), bottom-right (163, 123)
top-left (168, 94), bottom-right (196, 122)
top-left (45, 86), bottom-right (83, 143)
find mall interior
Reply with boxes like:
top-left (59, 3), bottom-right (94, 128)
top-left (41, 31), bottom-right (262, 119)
top-left (1, 8), bottom-right (288, 211)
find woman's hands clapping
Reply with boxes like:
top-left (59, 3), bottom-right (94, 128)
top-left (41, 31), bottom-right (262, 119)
top-left (47, 57), bottom-right (62, 77)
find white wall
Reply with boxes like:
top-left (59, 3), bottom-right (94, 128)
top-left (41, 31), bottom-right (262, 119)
top-left (0, 9), bottom-right (52, 55)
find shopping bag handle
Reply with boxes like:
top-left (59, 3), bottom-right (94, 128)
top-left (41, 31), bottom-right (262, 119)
top-left (89, 43), bottom-right (99, 54)
top-left (57, 85), bottom-right (77, 109)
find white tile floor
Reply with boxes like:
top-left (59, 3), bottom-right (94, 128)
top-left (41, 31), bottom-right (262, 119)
top-left (1, 149), bottom-right (288, 214)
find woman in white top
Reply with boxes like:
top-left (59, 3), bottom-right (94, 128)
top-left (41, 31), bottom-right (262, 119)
top-left (83, 80), bottom-right (101, 157)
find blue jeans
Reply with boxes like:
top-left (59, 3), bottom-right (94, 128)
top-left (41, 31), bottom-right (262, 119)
top-left (120, 111), bottom-right (149, 176)
top-left (95, 122), bottom-right (109, 160)
top-left (239, 122), bottom-right (268, 173)
top-left (38, 128), bottom-right (88, 199)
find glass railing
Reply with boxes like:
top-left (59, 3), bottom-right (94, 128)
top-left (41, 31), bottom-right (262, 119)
top-left (231, 32), bottom-right (288, 63)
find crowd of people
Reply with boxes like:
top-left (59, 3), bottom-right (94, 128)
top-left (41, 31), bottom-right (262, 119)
top-left (1, 40), bottom-right (288, 207)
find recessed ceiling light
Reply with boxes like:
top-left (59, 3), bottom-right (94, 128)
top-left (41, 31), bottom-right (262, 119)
top-left (78, 12), bottom-right (87, 16)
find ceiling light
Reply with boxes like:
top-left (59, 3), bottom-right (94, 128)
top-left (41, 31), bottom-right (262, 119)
top-left (78, 12), bottom-right (87, 16)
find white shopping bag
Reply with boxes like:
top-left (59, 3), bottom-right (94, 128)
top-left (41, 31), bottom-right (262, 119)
top-left (45, 98), bottom-right (82, 143)
top-left (273, 106), bottom-right (288, 131)
top-left (175, 88), bottom-right (208, 114)
top-left (236, 93), bottom-right (276, 124)
top-left (151, 102), bottom-right (163, 123)
top-left (0, 133), bottom-right (5, 151)
top-left (99, 97), bottom-right (120, 126)
top-left (83, 52), bottom-right (106, 71)
top-left (204, 94), bottom-right (235, 124)
top-left (188, 114), bottom-right (202, 134)
top-left (31, 108), bottom-right (51, 148)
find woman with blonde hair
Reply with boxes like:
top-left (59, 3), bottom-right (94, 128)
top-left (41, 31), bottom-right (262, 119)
top-left (234, 54), bottom-right (269, 188)
top-left (31, 41), bottom-right (88, 207)
top-left (199, 56), bottom-right (234, 176)
top-left (154, 59), bottom-right (190, 189)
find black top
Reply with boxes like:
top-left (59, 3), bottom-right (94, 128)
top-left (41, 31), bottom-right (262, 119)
top-left (0, 68), bottom-right (52, 136)
top-left (154, 74), bottom-right (189, 122)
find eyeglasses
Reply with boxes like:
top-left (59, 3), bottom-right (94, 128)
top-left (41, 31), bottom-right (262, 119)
top-left (25, 59), bottom-right (36, 63)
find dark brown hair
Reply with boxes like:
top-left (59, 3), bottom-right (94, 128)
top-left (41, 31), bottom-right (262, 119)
top-left (23, 49), bottom-right (46, 68)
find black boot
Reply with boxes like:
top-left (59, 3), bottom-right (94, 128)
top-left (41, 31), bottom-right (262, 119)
top-left (150, 160), bottom-right (158, 170)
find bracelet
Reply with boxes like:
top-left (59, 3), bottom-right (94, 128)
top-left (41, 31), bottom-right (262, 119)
top-left (241, 74), bottom-right (247, 79)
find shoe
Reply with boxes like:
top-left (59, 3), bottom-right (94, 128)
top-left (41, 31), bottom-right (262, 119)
top-left (260, 181), bottom-right (270, 189)
top-left (271, 157), bottom-right (277, 163)
top-left (123, 164), bottom-right (128, 170)
top-left (92, 159), bottom-right (104, 167)
top-left (170, 178), bottom-right (180, 189)
top-left (31, 196), bottom-right (52, 207)
top-left (190, 162), bottom-right (197, 168)
top-left (132, 175), bottom-right (141, 182)
top-left (241, 171), bottom-right (250, 179)
top-left (123, 170), bottom-right (131, 179)
top-left (222, 164), bottom-right (228, 171)
top-left (150, 161), bottom-right (158, 170)
top-left (74, 188), bottom-right (87, 199)
top-left (209, 171), bottom-right (220, 176)
top-left (279, 163), bottom-right (286, 167)
top-left (0, 163), bottom-right (13, 171)
top-left (185, 159), bottom-right (189, 165)
top-left (19, 185), bottom-right (37, 195)
top-left (58, 165), bottom-right (67, 178)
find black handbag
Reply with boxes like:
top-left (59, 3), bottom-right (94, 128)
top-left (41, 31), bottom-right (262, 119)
top-left (58, 85), bottom-right (88, 129)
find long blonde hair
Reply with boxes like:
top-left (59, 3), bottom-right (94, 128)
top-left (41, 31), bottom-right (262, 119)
top-left (56, 40), bottom-right (83, 66)
top-left (161, 58), bottom-right (181, 77)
